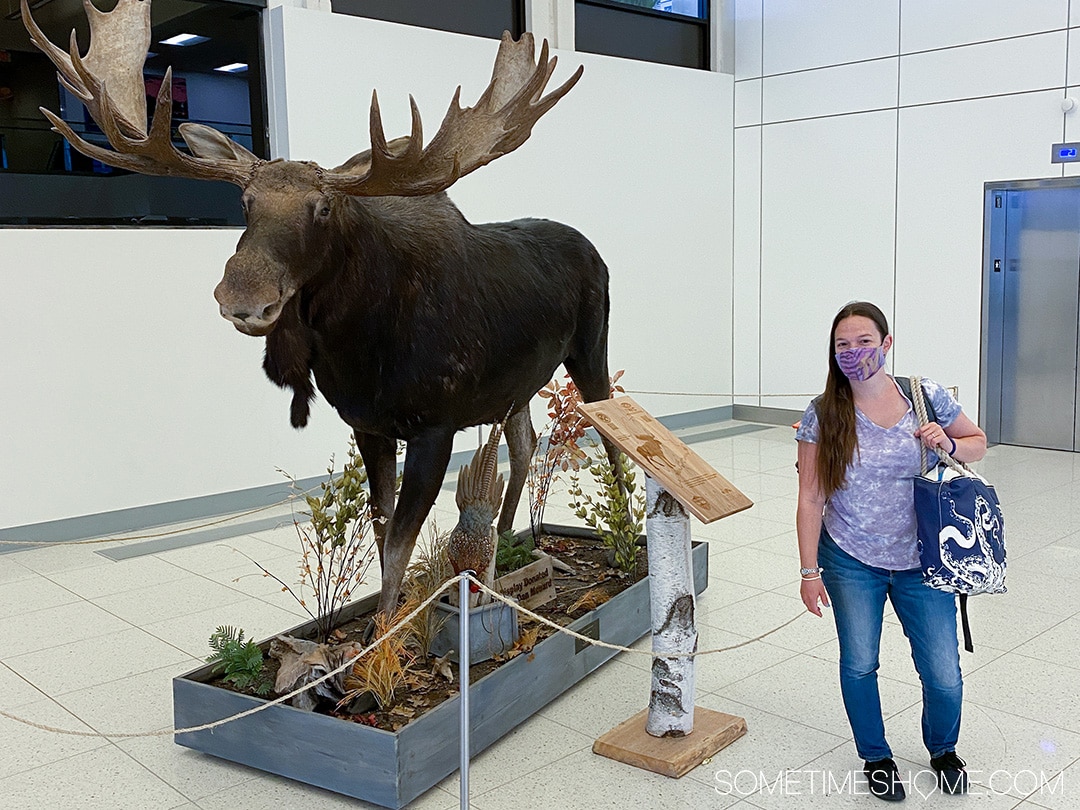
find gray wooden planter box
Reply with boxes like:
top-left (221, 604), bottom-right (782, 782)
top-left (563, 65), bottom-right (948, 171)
top-left (173, 528), bottom-right (709, 809)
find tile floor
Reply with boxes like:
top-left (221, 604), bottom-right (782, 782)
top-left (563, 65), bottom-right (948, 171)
top-left (0, 420), bottom-right (1077, 809)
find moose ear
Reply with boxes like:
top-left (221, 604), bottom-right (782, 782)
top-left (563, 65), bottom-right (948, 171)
top-left (330, 135), bottom-right (413, 176)
top-left (330, 148), bottom-right (374, 177)
top-left (179, 123), bottom-right (259, 165)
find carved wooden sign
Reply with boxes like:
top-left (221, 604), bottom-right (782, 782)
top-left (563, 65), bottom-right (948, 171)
top-left (577, 397), bottom-right (753, 524)
top-left (494, 555), bottom-right (556, 610)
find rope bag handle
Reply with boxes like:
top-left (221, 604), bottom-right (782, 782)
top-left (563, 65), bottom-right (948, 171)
top-left (909, 375), bottom-right (968, 477)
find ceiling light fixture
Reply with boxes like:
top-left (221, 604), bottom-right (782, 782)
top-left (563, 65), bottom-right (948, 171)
top-left (159, 33), bottom-right (209, 46)
top-left (214, 62), bottom-right (248, 74)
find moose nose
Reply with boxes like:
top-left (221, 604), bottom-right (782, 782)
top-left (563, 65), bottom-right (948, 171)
top-left (217, 297), bottom-right (285, 328)
top-left (225, 302), bottom-right (277, 321)
top-left (219, 301), bottom-right (280, 320)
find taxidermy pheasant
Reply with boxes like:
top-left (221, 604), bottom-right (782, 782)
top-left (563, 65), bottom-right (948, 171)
top-left (448, 423), bottom-right (506, 608)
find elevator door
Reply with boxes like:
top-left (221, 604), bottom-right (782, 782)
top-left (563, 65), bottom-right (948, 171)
top-left (983, 185), bottom-right (1080, 451)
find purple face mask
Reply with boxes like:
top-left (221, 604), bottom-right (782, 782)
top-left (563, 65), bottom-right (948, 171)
top-left (835, 345), bottom-right (886, 381)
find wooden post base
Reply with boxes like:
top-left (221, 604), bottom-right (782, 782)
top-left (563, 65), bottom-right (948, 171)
top-left (592, 707), bottom-right (747, 779)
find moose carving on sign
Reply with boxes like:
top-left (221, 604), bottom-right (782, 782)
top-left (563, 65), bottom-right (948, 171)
top-left (24, 0), bottom-right (619, 615)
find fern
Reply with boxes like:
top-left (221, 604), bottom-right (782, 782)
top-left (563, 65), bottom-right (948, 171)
top-left (206, 625), bottom-right (273, 696)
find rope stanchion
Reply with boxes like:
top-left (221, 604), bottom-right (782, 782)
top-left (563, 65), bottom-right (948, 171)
top-left (0, 573), bottom-right (806, 741)
top-left (459, 571), bottom-right (473, 810)
top-left (466, 574), bottom-right (806, 658)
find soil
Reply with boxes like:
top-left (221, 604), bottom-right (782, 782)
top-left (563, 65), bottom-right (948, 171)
top-left (210, 532), bottom-right (648, 732)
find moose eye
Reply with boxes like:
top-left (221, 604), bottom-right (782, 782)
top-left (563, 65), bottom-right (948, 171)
top-left (314, 201), bottom-right (332, 223)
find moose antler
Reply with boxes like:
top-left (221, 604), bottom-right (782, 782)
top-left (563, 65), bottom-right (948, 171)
top-left (22, 0), bottom-right (257, 185)
top-left (324, 32), bottom-right (583, 197)
top-left (23, 0), bottom-right (149, 137)
top-left (24, 0), bottom-right (580, 192)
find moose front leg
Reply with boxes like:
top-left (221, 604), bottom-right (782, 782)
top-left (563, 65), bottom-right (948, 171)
top-left (353, 432), bottom-right (397, 561)
top-left (497, 407), bottom-right (536, 536)
top-left (376, 429), bottom-right (456, 615)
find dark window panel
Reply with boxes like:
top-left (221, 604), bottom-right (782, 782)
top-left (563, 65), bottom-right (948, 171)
top-left (0, 0), bottom-right (265, 227)
top-left (0, 173), bottom-right (242, 226)
top-left (332, 0), bottom-right (525, 39)
top-left (604, 0), bottom-right (707, 20)
top-left (576, 0), bottom-right (709, 70)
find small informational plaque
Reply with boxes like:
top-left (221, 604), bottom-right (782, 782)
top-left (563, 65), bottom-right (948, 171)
top-left (494, 554), bottom-right (556, 610)
top-left (578, 396), bottom-right (753, 524)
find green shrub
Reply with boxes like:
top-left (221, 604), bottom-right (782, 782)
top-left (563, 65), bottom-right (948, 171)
top-left (568, 448), bottom-right (645, 573)
top-left (265, 437), bottom-right (391, 643)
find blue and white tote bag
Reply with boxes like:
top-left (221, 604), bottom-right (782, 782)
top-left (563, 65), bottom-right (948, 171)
top-left (909, 377), bottom-right (1006, 651)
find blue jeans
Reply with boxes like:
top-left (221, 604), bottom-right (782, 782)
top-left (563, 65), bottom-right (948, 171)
top-left (818, 529), bottom-right (963, 762)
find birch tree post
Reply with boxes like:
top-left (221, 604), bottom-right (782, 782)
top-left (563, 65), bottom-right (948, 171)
top-left (580, 396), bottom-right (752, 777)
top-left (645, 474), bottom-right (697, 737)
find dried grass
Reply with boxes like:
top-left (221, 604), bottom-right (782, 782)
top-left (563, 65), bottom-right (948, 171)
top-left (340, 600), bottom-right (419, 710)
top-left (402, 523), bottom-right (453, 658)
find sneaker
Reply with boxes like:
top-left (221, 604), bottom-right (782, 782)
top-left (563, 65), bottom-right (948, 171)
top-left (864, 757), bottom-right (907, 802)
top-left (930, 751), bottom-right (969, 794)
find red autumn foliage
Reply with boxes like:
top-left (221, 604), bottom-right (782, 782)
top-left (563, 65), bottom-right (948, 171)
top-left (527, 370), bottom-right (625, 539)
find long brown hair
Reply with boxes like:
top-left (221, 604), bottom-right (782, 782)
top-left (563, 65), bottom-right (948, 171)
top-left (815, 301), bottom-right (890, 497)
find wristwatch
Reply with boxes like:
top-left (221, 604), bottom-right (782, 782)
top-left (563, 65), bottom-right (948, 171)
top-left (800, 566), bottom-right (822, 576)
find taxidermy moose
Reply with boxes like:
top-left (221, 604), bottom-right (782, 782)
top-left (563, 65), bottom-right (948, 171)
top-left (24, 0), bottom-right (619, 615)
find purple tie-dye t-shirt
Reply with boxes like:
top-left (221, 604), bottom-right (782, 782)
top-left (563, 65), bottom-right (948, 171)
top-left (795, 377), bottom-right (962, 570)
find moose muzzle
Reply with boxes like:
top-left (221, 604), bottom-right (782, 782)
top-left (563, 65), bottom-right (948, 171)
top-left (213, 257), bottom-right (293, 337)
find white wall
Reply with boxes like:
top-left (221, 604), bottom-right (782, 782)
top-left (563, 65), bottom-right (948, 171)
top-left (1, 10), bottom-right (733, 530)
top-left (0, 229), bottom-right (360, 528)
top-left (733, 0), bottom-right (1077, 416)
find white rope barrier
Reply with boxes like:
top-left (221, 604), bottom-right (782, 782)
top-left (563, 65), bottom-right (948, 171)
top-left (623, 389), bottom-right (815, 399)
top-left (0, 572), bottom-right (806, 740)
top-left (469, 575), bottom-right (806, 659)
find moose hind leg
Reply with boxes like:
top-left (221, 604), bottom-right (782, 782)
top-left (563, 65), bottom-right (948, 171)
top-left (564, 357), bottom-right (625, 493)
top-left (353, 432), bottom-right (397, 563)
top-left (376, 429), bottom-right (455, 616)
top-left (497, 407), bottom-right (536, 536)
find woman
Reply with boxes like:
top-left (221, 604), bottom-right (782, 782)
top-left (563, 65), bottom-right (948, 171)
top-left (795, 301), bottom-right (987, 802)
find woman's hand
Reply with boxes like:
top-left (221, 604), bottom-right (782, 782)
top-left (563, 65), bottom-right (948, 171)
top-left (800, 577), bottom-right (830, 617)
top-left (914, 421), bottom-right (953, 454)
